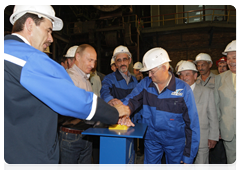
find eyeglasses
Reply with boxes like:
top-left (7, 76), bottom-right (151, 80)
top-left (116, 57), bottom-right (129, 63)
top-left (147, 66), bottom-right (161, 75)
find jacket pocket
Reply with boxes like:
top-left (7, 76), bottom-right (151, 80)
top-left (154, 111), bottom-right (185, 139)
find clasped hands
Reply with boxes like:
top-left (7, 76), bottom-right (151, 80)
top-left (108, 98), bottom-right (135, 127)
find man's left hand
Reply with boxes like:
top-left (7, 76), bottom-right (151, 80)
top-left (118, 115), bottom-right (135, 127)
top-left (208, 139), bottom-right (217, 149)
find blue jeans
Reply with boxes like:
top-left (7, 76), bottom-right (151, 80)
top-left (59, 130), bottom-right (92, 164)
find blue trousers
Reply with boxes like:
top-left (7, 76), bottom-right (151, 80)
top-left (144, 139), bottom-right (185, 164)
top-left (59, 130), bottom-right (92, 164)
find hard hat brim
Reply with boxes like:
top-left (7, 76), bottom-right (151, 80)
top-left (177, 68), bottom-right (198, 75)
top-left (10, 10), bottom-right (63, 31)
top-left (193, 60), bottom-right (213, 64)
top-left (140, 60), bottom-right (171, 72)
top-left (112, 52), bottom-right (132, 61)
top-left (140, 67), bottom-right (150, 72)
top-left (222, 50), bottom-right (235, 55)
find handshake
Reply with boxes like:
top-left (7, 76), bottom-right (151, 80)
top-left (108, 98), bottom-right (135, 127)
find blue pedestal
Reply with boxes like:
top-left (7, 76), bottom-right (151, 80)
top-left (82, 123), bottom-right (147, 164)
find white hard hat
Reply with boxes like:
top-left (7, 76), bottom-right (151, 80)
top-left (222, 40), bottom-right (236, 55)
top-left (177, 61), bottom-right (198, 75)
top-left (10, 5), bottom-right (63, 31)
top-left (133, 62), bottom-right (143, 69)
top-left (112, 45), bottom-right (131, 61)
top-left (175, 60), bottom-right (184, 72)
top-left (194, 53), bottom-right (212, 64)
top-left (64, 46), bottom-right (78, 58)
top-left (140, 47), bottom-right (171, 72)
top-left (110, 58), bottom-right (115, 66)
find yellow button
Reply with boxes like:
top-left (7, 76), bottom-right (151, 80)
top-left (108, 124), bottom-right (129, 130)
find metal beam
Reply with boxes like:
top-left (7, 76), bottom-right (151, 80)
top-left (52, 33), bottom-right (69, 43)
top-left (141, 21), bottom-right (235, 34)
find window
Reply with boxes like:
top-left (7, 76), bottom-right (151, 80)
top-left (184, 5), bottom-right (225, 23)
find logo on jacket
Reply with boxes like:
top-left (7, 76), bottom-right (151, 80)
top-left (171, 89), bottom-right (183, 96)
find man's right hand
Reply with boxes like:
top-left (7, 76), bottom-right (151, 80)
top-left (114, 104), bottom-right (130, 117)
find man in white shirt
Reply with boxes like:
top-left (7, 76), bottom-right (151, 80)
top-left (59, 44), bottom-right (101, 164)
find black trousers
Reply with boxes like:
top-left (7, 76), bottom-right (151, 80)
top-left (209, 139), bottom-right (227, 164)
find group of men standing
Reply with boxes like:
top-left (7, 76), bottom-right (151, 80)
top-left (4, 5), bottom-right (236, 165)
top-left (176, 40), bottom-right (236, 164)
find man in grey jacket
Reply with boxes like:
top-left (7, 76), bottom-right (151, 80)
top-left (178, 61), bottom-right (219, 164)
top-left (214, 40), bottom-right (236, 164)
top-left (194, 53), bottom-right (215, 90)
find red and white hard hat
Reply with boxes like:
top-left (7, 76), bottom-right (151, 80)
top-left (10, 5), bottom-right (63, 31)
top-left (222, 40), bottom-right (236, 55)
top-left (133, 62), bottom-right (143, 69)
top-left (177, 61), bottom-right (198, 75)
top-left (112, 45), bottom-right (132, 61)
top-left (194, 53), bottom-right (212, 64)
top-left (64, 46), bottom-right (78, 58)
top-left (140, 47), bottom-right (171, 72)
top-left (216, 57), bottom-right (227, 66)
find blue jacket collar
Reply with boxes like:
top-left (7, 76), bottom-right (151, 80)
top-left (4, 34), bottom-right (25, 43)
top-left (115, 69), bottom-right (134, 83)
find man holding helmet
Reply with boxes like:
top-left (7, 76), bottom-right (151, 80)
top-left (214, 40), bottom-right (236, 164)
top-left (177, 61), bottom-right (219, 164)
top-left (122, 47), bottom-right (200, 164)
top-left (4, 5), bottom-right (130, 164)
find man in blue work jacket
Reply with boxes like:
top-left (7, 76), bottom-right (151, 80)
top-left (121, 47), bottom-right (200, 164)
top-left (100, 45), bottom-right (140, 123)
top-left (4, 5), bottom-right (130, 164)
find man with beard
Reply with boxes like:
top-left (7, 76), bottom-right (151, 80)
top-left (194, 53), bottom-right (215, 90)
top-left (101, 45), bottom-right (140, 123)
top-left (214, 40), bottom-right (236, 164)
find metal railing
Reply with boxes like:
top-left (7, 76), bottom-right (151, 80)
top-left (139, 8), bottom-right (236, 28)
top-left (66, 8), bottom-right (236, 35)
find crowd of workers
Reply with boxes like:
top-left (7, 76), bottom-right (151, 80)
top-left (4, 5), bottom-right (236, 164)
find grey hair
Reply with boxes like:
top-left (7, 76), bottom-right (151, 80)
top-left (159, 62), bottom-right (170, 70)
